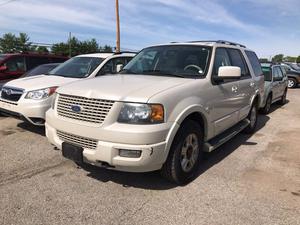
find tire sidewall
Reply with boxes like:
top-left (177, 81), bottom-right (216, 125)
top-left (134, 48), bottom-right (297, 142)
top-left (169, 121), bottom-right (204, 184)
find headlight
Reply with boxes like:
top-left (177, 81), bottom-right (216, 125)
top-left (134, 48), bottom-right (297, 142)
top-left (25, 87), bottom-right (57, 100)
top-left (118, 103), bottom-right (164, 124)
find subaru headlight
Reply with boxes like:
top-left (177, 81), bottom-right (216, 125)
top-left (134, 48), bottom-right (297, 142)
top-left (25, 87), bottom-right (57, 100)
top-left (118, 103), bottom-right (164, 124)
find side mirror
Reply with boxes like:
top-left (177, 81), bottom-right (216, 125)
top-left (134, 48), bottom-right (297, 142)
top-left (116, 64), bottom-right (124, 73)
top-left (218, 66), bottom-right (241, 79)
top-left (0, 65), bottom-right (7, 72)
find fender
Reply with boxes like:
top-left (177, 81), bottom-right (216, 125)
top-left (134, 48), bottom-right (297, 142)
top-left (163, 104), bottom-right (210, 161)
top-left (250, 90), bottom-right (261, 108)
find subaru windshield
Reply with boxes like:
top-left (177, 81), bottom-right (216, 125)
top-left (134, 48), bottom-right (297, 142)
top-left (121, 45), bottom-right (212, 78)
top-left (47, 57), bottom-right (104, 78)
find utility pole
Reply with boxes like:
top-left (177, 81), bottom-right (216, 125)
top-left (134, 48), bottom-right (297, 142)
top-left (115, 0), bottom-right (121, 53)
top-left (68, 32), bottom-right (72, 57)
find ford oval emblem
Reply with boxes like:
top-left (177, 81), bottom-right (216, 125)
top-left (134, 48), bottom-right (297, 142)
top-left (71, 105), bottom-right (82, 113)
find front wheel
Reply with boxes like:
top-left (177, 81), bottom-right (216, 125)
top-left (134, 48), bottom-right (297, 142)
top-left (243, 103), bottom-right (258, 134)
top-left (161, 120), bottom-right (203, 184)
top-left (288, 78), bottom-right (297, 88)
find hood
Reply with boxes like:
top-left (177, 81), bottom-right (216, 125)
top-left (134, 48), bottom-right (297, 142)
top-left (57, 74), bottom-right (192, 103)
top-left (4, 75), bottom-right (79, 91)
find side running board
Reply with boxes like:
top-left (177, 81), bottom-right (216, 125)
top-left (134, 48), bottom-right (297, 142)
top-left (204, 119), bottom-right (250, 152)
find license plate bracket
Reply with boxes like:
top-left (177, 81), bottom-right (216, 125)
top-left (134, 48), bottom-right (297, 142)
top-left (62, 142), bottom-right (83, 163)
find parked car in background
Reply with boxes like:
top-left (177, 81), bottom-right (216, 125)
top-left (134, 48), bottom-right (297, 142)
top-left (0, 52), bottom-right (135, 125)
top-left (0, 53), bottom-right (68, 80)
top-left (45, 40), bottom-right (264, 184)
top-left (21, 63), bottom-right (60, 78)
top-left (260, 63), bottom-right (288, 114)
top-left (281, 63), bottom-right (300, 88)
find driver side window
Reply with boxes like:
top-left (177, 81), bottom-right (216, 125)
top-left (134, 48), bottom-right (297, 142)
top-left (5, 56), bottom-right (26, 72)
top-left (212, 48), bottom-right (231, 76)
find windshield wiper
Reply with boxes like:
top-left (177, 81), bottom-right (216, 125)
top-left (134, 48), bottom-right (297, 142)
top-left (142, 70), bottom-right (185, 78)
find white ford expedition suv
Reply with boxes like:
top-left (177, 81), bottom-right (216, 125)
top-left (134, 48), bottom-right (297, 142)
top-left (0, 52), bottom-right (135, 125)
top-left (46, 41), bottom-right (264, 184)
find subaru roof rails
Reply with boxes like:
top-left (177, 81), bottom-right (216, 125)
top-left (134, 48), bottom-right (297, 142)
top-left (113, 51), bottom-right (137, 55)
top-left (183, 40), bottom-right (246, 48)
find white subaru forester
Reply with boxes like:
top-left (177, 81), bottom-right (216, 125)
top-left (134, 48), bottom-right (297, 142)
top-left (0, 52), bottom-right (135, 125)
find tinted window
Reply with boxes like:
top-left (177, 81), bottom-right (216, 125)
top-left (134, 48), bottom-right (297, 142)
top-left (5, 56), bottom-right (26, 72)
top-left (227, 49), bottom-right (249, 77)
top-left (212, 48), bottom-right (231, 76)
top-left (122, 45), bottom-right (211, 78)
top-left (273, 67), bottom-right (283, 80)
top-left (245, 51), bottom-right (263, 76)
top-left (280, 66), bottom-right (287, 77)
top-left (48, 57), bottom-right (104, 78)
top-left (23, 64), bottom-right (59, 77)
top-left (27, 56), bottom-right (50, 70)
top-left (261, 66), bottom-right (272, 81)
top-left (98, 57), bottom-right (134, 75)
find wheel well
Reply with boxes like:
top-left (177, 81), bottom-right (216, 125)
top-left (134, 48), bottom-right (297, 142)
top-left (253, 95), bottom-right (260, 108)
top-left (181, 112), bottom-right (206, 138)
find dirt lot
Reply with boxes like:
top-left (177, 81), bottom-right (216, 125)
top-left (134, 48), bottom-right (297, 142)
top-left (0, 89), bottom-right (299, 225)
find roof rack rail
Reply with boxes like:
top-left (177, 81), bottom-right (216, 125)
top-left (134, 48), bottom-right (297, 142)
top-left (216, 40), bottom-right (246, 48)
top-left (113, 51), bottom-right (137, 55)
top-left (185, 40), bottom-right (246, 48)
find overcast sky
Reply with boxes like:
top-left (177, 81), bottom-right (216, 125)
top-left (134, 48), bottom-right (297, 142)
top-left (0, 0), bottom-right (299, 58)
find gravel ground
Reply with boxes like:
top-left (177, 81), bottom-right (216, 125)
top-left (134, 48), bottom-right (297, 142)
top-left (0, 89), bottom-right (299, 225)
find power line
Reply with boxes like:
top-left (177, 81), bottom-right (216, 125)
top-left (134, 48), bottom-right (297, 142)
top-left (0, 0), bottom-right (18, 6)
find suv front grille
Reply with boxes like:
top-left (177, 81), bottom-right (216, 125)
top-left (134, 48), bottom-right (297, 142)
top-left (57, 94), bottom-right (114, 124)
top-left (1, 87), bottom-right (24, 102)
top-left (57, 130), bottom-right (98, 150)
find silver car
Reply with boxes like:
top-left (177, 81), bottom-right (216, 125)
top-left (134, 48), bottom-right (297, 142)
top-left (260, 63), bottom-right (288, 114)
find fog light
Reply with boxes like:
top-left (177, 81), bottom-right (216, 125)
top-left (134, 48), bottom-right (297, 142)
top-left (119, 149), bottom-right (142, 158)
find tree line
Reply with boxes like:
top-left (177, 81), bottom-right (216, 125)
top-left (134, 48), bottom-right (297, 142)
top-left (0, 32), bottom-right (113, 57)
top-left (260, 54), bottom-right (300, 63)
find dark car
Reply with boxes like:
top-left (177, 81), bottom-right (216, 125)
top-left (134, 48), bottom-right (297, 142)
top-left (21, 63), bottom-right (60, 78)
top-left (0, 53), bottom-right (68, 80)
top-left (281, 63), bottom-right (300, 88)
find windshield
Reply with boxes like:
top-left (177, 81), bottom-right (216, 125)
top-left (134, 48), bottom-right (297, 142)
top-left (290, 64), bottom-right (300, 71)
top-left (48, 57), bottom-right (104, 78)
top-left (261, 66), bottom-right (272, 81)
top-left (22, 64), bottom-right (59, 77)
top-left (121, 45), bottom-right (211, 78)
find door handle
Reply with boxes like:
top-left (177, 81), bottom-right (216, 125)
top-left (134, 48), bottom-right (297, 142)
top-left (232, 85), bottom-right (238, 92)
top-left (250, 82), bottom-right (255, 87)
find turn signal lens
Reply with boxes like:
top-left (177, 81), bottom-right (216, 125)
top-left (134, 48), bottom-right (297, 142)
top-left (150, 104), bottom-right (164, 123)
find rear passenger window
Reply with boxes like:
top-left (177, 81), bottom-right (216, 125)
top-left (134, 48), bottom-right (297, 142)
top-left (213, 48), bottom-right (231, 76)
top-left (27, 57), bottom-right (49, 70)
top-left (227, 49), bottom-right (249, 77)
top-left (245, 51), bottom-right (263, 77)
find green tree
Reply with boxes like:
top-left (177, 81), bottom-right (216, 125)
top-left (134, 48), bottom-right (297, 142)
top-left (259, 58), bottom-right (269, 63)
top-left (0, 33), bottom-right (18, 53)
top-left (0, 32), bottom-right (32, 53)
top-left (51, 37), bottom-right (112, 56)
top-left (272, 54), bottom-right (284, 63)
top-left (296, 56), bottom-right (300, 63)
top-left (283, 56), bottom-right (297, 62)
top-left (36, 46), bottom-right (49, 53)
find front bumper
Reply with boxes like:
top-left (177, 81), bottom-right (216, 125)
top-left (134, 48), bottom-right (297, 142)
top-left (45, 109), bottom-right (173, 172)
top-left (0, 97), bottom-right (52, 125)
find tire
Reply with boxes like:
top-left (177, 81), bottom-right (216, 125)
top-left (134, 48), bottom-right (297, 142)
top-left (288, 78), bottom-right (297, 88)
top-left (243, 102), bottom-right (258, 134)
top-left (278, 89), bottom-right (287, 105)
top-left (260, 95), bottom-right (272, 114)
top-left (161, 120), bottom-right (204, 185)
